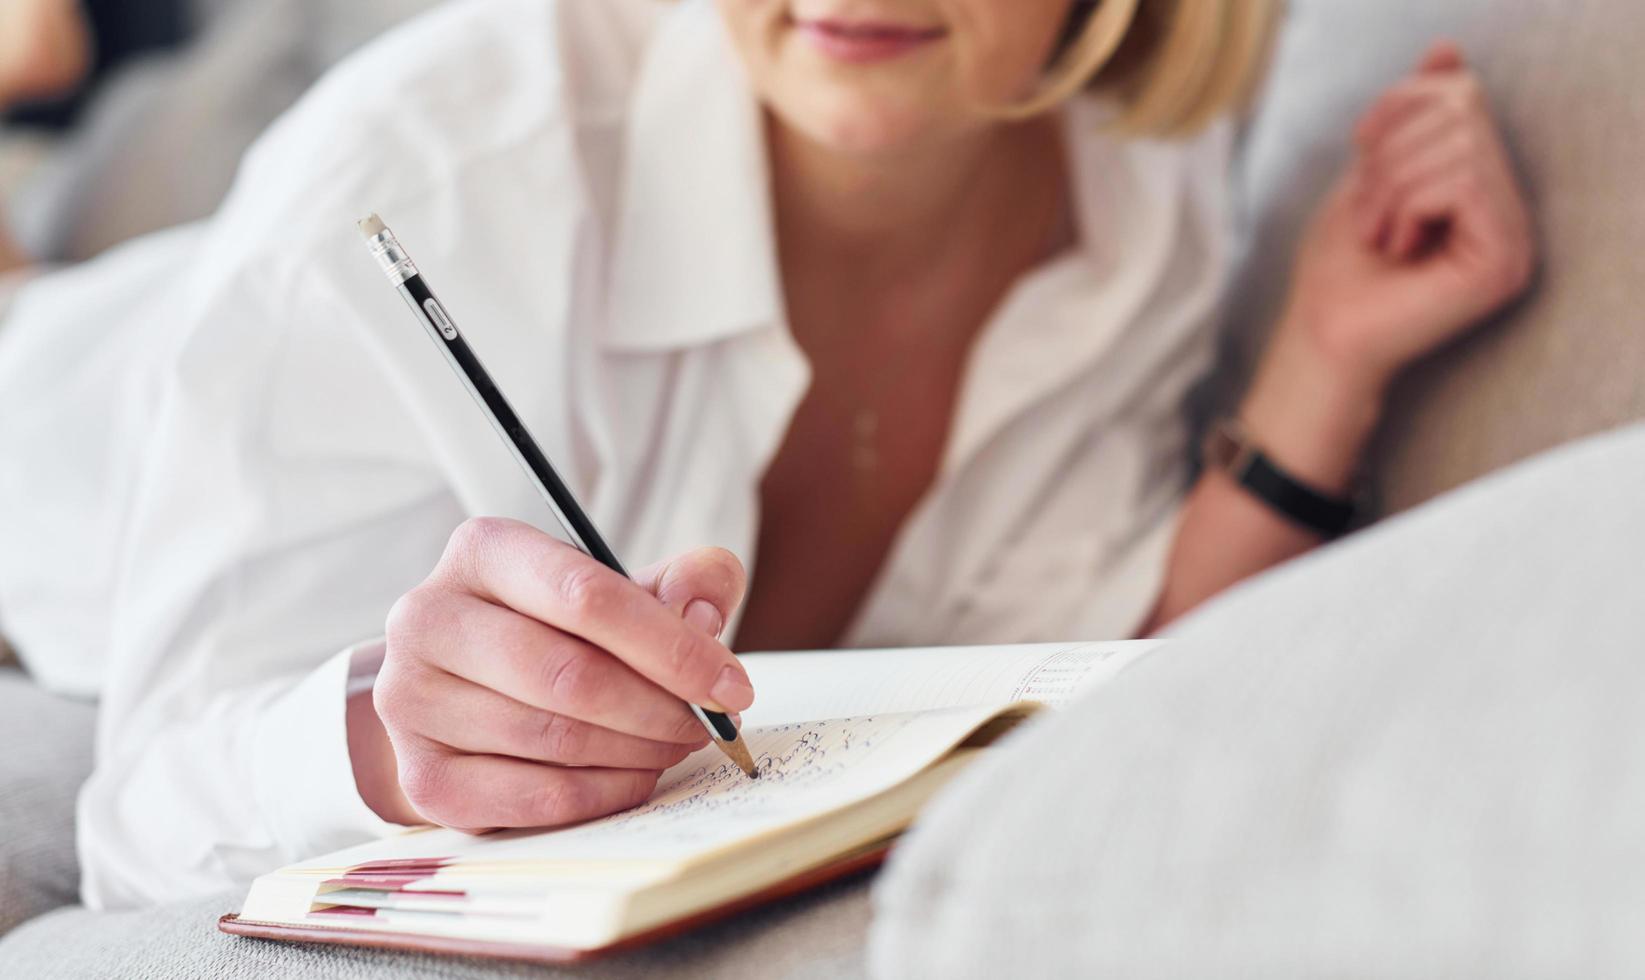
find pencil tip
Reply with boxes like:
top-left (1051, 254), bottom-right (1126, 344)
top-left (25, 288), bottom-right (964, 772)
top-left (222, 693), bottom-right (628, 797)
top-left (723, 737), bottom-right (758, 779)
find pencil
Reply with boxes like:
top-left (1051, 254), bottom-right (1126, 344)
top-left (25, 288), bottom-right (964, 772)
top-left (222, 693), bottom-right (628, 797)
top-left (358, 213), bottom-right (758, 779)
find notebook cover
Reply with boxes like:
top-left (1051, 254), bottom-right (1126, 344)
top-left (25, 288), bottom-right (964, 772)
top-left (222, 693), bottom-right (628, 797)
top-left (218, 842), bottom-right (890, 965)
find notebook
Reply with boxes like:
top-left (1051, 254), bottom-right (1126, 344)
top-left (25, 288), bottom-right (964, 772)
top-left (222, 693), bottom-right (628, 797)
top-left (221, 640), bottom-right (1161, 962)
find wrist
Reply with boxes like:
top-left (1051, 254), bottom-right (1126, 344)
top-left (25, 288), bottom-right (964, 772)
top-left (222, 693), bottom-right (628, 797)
top-left (1239, 323), bottom-right (1385, 495)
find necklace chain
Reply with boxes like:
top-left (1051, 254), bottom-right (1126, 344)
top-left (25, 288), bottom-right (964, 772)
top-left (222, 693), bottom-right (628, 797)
top-left (831, 131), bottom-right (1073, 487)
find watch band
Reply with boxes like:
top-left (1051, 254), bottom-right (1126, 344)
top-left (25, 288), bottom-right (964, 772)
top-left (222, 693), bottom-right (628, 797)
top-left (1204, 419), bottom-right (1356, 537)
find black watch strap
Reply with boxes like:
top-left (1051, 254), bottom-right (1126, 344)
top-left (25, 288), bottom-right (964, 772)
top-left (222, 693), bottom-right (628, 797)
top-left (1205, 420), bottom-right (1356, 538)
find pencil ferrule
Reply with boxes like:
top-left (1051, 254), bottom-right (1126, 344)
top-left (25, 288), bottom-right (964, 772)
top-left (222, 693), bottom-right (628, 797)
top-left (364, 230), bottom-right (419, 285)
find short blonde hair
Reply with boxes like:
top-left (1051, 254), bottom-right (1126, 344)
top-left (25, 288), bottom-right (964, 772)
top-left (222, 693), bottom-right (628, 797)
top-left (1009, 0), bottom-right (1280, 137)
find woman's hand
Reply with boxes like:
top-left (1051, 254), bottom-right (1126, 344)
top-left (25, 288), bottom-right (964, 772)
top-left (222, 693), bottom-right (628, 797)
top-left (351, 517), bottom-right (754, 832)
top-left (1240, 41), bottom-right (1537, 492)
top-left (1284, 41), bottom-right (1535, 396)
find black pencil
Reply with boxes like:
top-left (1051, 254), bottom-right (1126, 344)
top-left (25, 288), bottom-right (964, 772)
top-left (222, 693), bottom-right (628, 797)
top-left (358, 214), bottom-right (757, 779)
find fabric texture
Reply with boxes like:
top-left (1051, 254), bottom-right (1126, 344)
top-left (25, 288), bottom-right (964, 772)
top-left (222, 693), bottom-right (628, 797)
top-left (869, 420), bottom-right (1645, 978)
top-left (0, 668), bottom-right (96, 936)
top-left (1217, 0), bottom-right (1645, 514)
top-left (0, 877), bottom-right (872, 979)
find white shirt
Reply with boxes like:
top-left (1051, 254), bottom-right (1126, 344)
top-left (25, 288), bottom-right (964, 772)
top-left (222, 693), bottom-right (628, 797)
top-left (0, 0), bottom-right (1233, 909)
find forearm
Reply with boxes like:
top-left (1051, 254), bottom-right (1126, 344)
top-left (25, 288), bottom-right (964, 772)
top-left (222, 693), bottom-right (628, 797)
top-left (1144, 41), bottom-right (1535, 635)
top-left (1144, 331), bottom-right (1383, 634)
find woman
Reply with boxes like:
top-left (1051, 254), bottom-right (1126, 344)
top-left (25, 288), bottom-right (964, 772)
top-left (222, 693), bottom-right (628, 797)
top-left (0, 0), bottom-right (1533, 909)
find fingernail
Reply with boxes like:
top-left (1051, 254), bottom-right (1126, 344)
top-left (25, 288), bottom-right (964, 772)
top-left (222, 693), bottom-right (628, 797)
top-left (709, 665), bottom-right (755, 713)
top-left (684, 599), bottom-right (724, 639)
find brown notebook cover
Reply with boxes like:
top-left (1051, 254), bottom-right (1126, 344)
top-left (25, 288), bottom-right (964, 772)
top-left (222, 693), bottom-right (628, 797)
top-left (218, 843), bottom-right (889, 964)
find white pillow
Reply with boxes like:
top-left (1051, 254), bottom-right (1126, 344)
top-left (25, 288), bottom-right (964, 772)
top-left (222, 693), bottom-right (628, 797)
top-left (869, 422), bottom-right (1645, 979)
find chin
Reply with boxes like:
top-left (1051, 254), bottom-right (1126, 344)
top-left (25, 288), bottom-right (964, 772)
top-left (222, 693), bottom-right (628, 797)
top-left (776, 84), bottom-right (950, 158)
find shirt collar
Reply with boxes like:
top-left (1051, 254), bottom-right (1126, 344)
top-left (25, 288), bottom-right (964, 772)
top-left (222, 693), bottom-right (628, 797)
top-left (602, 1), bottom-right (783, 352)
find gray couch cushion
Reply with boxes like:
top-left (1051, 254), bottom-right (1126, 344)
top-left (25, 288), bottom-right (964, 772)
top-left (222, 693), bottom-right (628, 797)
top-left (12, 0), bottom-right (440, 263)
top-left (869, 422), bottom-right (1645, 978)
top-left (0, 667), bottom-right (96, 935)
top-left (1218, 0), bottom-right (1645, 514)
top-left (0, 876), bottom-right (871, 979)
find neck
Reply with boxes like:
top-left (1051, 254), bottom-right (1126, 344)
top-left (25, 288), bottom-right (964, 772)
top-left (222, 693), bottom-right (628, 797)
top-left (768, 116), bottom-right (1070, 294)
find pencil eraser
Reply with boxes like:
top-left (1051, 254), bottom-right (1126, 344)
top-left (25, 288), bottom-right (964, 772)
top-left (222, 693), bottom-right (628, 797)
top-left (357, 213), bottom-right (386, 238)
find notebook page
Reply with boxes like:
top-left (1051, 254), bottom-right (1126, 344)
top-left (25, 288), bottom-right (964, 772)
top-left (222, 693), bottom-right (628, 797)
top-left (274, 705), bottom-right (1005, 875)
top-left (739, 640), bottom-right (1162, 727)
top-left (260, 642), bottom-right (1162, 887)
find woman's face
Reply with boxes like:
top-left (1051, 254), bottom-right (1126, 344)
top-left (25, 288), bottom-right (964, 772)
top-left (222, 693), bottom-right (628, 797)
top-left (716, 0), bottom-right (1076, 155)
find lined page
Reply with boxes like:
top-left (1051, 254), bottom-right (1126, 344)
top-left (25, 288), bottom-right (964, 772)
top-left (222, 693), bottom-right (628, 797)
top-left (261, 642), bottom-right (1163, 883)
top-left (276, 705), bottom-right (1004, 873)
top-left (740, 640), bottom-right (1162, 726)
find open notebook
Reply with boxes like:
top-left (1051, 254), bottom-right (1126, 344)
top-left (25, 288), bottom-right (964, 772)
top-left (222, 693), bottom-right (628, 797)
top-left (222, 640), bottom-right (1161, 962)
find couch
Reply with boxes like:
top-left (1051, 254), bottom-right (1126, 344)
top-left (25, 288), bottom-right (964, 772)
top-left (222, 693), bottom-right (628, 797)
top-left (3, 0), bottom-right (1642, 974)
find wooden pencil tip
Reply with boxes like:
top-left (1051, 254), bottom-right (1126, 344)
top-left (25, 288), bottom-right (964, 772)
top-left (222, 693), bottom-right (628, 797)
top-left (723, 737), bottom-right (759, 779)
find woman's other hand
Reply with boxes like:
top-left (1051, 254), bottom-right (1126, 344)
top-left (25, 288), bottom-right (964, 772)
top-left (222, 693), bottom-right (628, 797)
top-left (352, 518), bottom-right (753, 832)
top-left (1235, 41), bottom-right (1536, 494)
top-left (1281, 41), bottom-right (1536, 399)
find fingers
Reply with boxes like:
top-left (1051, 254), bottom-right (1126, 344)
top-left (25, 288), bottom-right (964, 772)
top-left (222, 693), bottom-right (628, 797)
top-left (1391, 172), bottom-right (1532, 301)
top-left (1417, 39), bottom-right (1464, 74)
top-left (1384, 173), bottom-right (1468, 261)
top-left (386, 586), bottom-right (706, 744)
top-left (377, 665), bottom-right (703, 770)
top-left (431, 518), bottom-right (755, 713)
top-left (1365, 104), bottom-right (1461, 186)
top-left (378, 522), bottom-right (754, 835)
top-left (633, 547), bottom-right (748, 640)
top-left (1354, 42), bottom-right (1477, 155)
top-left (1351, 43), bottom-right (1528, 263)
top-left (1354, 77), bottom-right (1446, 153)
top-left (398, 747), bottom-right (661, 832)
top-left (1357, 130), bottom-right (1472, 253)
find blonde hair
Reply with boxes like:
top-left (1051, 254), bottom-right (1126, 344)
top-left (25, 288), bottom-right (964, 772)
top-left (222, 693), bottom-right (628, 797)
top-left (1007, 0), bottom-right (1280, 137)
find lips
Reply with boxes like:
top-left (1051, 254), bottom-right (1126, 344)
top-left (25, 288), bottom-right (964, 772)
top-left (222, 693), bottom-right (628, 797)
top-left (790, 16), bottom-right (948, 63)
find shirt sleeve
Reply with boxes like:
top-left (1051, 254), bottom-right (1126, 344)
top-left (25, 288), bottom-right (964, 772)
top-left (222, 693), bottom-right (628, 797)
top-left (0, 233), bottom-right (197, 699)
top-left (73, 230), bottom-right (465, 909)
top-left (61, 0), bottom-right (603, 910)
top-left (78, 644), bottom-right (402, 909)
